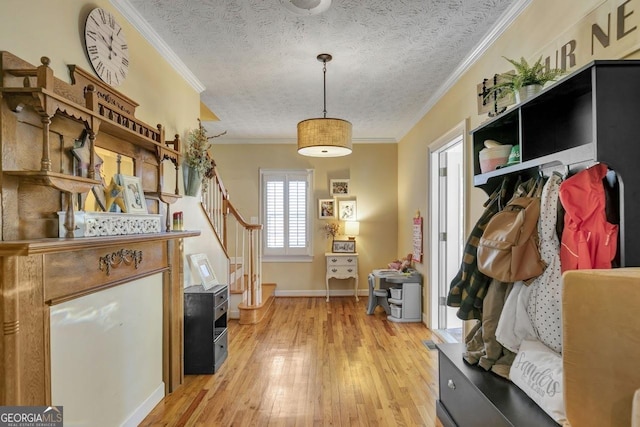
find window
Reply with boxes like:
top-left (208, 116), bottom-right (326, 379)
top-left (260, 169), bottom-right (313, 260)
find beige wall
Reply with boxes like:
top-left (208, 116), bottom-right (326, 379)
top-left (0, 0), bottom-right (199, 134)
top-left (5, 0), bottom-right (639, 311)
top-left (0, 1), bottom-right (203, 421)
top-left (212, 143), bottom-right (398, 294)
top-left (0, 0), bottom-right (211, 270)
top-left (212, 0), bottom-right (640, 302)
top-left (398, 0), bottom-right (640, 325)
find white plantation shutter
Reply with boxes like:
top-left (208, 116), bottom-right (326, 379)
top-left (288, 180), bottom-right (306, 248)
top-left (261, 169), bottom-right (313, 257)
top-left (265, 180), bottom-right (284, 248)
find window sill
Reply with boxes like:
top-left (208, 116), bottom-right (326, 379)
top-left (263, 255), bottom-right (313, 263)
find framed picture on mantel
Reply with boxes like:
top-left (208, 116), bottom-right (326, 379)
top-left (120, 174), bottom-right (147, 214)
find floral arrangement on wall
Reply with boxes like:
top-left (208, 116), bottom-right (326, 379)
top-left (323, 222), bottom-right (340, 239)
top-left (184, 119), bottom-right (226, 194)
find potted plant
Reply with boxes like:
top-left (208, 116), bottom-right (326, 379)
top-left (484, 56), bottom-right (564, 104)
top-left (183, 119), bottom-right (225, 196)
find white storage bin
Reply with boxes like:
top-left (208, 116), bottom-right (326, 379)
top-left (390, 304), bottom-right (402, 319)
top-left (57, 211), bottom-right (162, 237)
top-left (390, 287), bottom-right (402, 299)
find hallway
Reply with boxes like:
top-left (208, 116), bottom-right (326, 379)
top-left (141, 297), bottom-right (445, 426)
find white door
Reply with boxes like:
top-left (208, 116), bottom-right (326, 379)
top-left (429, 135), bottom-right (464, 340)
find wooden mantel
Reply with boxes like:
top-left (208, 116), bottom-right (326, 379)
top-left (0, 230), bottom-right (199, 405)
top-left (0, 50), bottom-right (199, 407)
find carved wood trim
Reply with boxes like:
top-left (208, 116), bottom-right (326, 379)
top-left (1, 52), bottom-right (181, 175)
top-left (0, 231), bottom-right (199, 405)
top-left (68, 64), bottom-right (139, 115)
top-left (0, 50), bottom-right (199, 407)
top-left (98, 248), bottom-right (143, 276)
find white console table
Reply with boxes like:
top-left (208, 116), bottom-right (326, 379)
top-left (325, 252), bottom-right (359, 302)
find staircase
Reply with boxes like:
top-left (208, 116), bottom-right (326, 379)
top-left (200, 166), bottom-right (274, 324)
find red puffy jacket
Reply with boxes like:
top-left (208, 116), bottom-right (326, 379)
top-left (559, 163), bottom-right (618, 272)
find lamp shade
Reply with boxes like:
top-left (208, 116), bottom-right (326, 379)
top-left (297, 118), bottom-right (352, 157)
top-left (344, 220), bottom-right (360, 237)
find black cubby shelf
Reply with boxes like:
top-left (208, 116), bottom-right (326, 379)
top-left (471, 59), bottom-right (640, 267)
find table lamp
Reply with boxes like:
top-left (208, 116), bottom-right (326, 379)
top-left (344, 221), bottom-right (360, 240)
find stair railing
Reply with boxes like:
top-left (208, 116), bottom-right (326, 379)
top-left (200, 166), bottom-right (263, 306)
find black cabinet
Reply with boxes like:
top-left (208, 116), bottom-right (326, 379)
top-left (184, 284), bottom-right (228, 374)
top-left (472, 60), bottom-right (640, 267)
top-left (436, 344), bottom-right (557, 427)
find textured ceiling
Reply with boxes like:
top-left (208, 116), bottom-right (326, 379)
top-left (121, 0), bottom-right (520, 143)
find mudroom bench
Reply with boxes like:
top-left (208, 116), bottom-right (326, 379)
top-left (436, 343), bottom-right (557, 427)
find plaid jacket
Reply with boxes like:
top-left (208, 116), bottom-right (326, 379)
top-left (447, 177), bottom-right (515, 321)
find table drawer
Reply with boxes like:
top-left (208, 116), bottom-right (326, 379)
top-left (214, 329), bottom-right (228, 372)
top-left (327, 265), bottom-right (357, 276)
top-left (214, 299), bottom-right (228, 322)
top-left (327, 255), bottom-right (357, 267)
top-left (214, 287), bottom-right (228, 307)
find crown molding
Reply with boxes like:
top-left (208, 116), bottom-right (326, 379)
top-left (212, 137), bottom-right (396, 145)
top-left (397, 0), bottom-right (532, 141)
top-left (110, 0), bottom-right (206, 93)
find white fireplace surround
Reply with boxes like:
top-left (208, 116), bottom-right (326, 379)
top-left (50, 274), bottom-right (164, 426)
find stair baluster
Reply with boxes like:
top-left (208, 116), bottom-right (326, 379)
top-left (200, 166), bottom-right (263, 311)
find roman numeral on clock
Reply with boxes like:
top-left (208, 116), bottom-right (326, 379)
top-left (85, 8), bottom-right (129, 86)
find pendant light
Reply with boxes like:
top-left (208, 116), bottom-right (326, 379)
top-left (297, 53), bottom-right (352, 157)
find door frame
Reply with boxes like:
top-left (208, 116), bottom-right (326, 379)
top-left (426, 119), bottom-right (468, 330)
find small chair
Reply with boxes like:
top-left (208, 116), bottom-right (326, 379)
top-left (366, 273), bottom-right (391, 315)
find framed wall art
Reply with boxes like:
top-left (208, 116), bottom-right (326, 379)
top-left (189, 253), bottom-right (219, 290)
top-left (332, 239), bottom-right (356, 253)
top-left (319, 198), bottom-right (336, 219)
top-left (330, 179), bottom-right (350, 196)
top-left (120, 174), bottom-right (147, 214)
top-left (338, 199), bottom-right (357, 221)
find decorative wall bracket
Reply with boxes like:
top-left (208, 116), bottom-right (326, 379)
top-left (99, 249), bottom-right (143, 276)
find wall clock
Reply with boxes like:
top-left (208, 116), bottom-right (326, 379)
top-left (84, 7), bottom-right (129, 87)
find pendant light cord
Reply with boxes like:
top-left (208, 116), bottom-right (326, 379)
top-left (322, 60), bottom-right (327, 119)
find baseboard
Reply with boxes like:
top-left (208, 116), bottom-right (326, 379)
top-left (228, 292), bottom-right (243, 320)
top-left (121, 382), bottom-right (164, 427)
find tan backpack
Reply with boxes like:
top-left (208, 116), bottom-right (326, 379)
top-left (477, 179), bottom-right (546, 284)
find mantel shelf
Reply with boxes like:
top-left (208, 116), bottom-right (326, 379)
top-left (3, 170), bottom-right (101, 193)
top-left (0, 230), bottom-right (200, 257)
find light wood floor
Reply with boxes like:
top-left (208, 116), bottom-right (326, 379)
top-left (141, 297), bottom-right (445, 426)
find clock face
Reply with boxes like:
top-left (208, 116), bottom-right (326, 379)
top-left (84, 8), bottom-right (129, 87)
